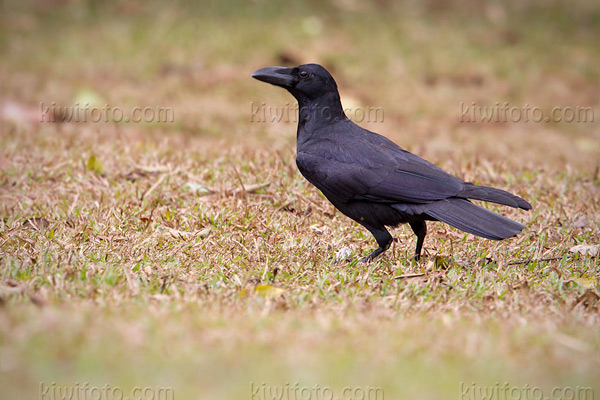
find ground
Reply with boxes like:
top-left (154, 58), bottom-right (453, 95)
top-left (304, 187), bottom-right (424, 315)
top-left (1, 1), bottom-right (599, 399)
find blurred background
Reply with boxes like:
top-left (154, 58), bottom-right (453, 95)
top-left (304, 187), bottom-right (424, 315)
top-left (1, 0), bottom-right (599, 170)
top-left (1, 1), bottom-right (599, 399)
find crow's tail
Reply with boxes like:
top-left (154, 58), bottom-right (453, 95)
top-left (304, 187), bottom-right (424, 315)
top-left (425, 198), bottom-right (527, 240)
top-left (458, 183), bottom-right (531, 210)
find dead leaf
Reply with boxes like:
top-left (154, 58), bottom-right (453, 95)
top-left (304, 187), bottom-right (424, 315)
top-left (572, 289), bottom-right (600, 310)
top-left (29, 293), bottom-right (47, 307)
top-left (512, 280), bottom-right (530, 291)
top-left (22, 217), bottom-right (50, 230)
top-left (97, 235), bottom-right (127, 242)
top-left (228, 182), bottom-right (270, 195)
top-left (569, 244), bottom-right (599, 257)
top-left (5, 279), bottom-right (19, 287)
top-left (426, 255), bottom-right (449, 270)
top-left (197, 228), bottom-right (211, 238)
top-left (334, 246), bottom-right (353, 262)
top-left (156, 226), bottom-right (210, 240)
top-left (86, 155), bottom-right (104, 174)
top-left (184, 182), bottom-right (214, 195)
top-left (135, 164), bottom-right (170, 173)
top-left (0, 282), bottom-right (25, 296)
top-left (572, 215), bottom-right (589, 229)
top-left (1, 100), bottom-right (40, 125)
top-left (574, 278), bottom-right (599, 289)
top-left (254, 284), bottom-right (285, 299)
top-left (122, 169), bottom-right (159, 181)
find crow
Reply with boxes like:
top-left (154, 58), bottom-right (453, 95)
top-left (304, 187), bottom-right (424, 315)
top-left (252, 64), bottom-right (531, 262)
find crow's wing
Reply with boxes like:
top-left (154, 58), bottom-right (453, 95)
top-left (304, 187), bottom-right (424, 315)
top-left (296, 136), bottom-right (464, 204)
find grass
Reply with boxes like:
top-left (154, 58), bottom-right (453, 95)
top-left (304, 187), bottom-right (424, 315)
top-left (1, 1), bottom-right (600, 399)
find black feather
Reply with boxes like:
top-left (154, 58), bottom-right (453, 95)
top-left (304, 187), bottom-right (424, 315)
top-left (425, 198), bottom-right (526, 240)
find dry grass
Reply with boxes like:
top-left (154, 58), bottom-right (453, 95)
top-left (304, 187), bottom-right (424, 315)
top-left (1, 1), bottom-right (600, 399)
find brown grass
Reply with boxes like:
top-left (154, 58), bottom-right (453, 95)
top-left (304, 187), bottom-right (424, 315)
top-left (1, 1), bottom-right (600, 398)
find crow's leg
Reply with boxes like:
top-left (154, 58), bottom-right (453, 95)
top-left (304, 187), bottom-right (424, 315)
top-left (409, 220), bottom-right (427, 261)
top-left (361, 227), bottom-right (393, 263)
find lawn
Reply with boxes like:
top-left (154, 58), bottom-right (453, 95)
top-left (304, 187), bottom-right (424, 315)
top-left (1, 1), bottom-right (599, 399)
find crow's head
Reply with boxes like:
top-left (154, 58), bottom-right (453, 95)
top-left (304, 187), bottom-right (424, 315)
top-left (252, 63), bottom-right (339, 104)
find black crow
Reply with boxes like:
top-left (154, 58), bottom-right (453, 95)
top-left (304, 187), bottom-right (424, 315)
top-left (252, 64), bottom-right (531, 262)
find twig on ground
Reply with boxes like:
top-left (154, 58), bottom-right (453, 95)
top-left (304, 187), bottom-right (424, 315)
top-left (508, 256), bottom-right (563, 266)
top-left (394, 273), bottom-right (426, 280)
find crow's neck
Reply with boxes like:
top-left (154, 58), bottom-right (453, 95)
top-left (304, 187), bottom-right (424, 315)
top-left (295, 92), bottom-right (347, 138)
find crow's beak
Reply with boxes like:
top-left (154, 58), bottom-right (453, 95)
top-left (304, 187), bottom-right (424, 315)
top-left (251, 66), bottom-right (294, 88)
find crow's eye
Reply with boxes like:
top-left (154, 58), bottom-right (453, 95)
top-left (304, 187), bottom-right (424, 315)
top-left (299, 70), bottom-right (310, 79)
